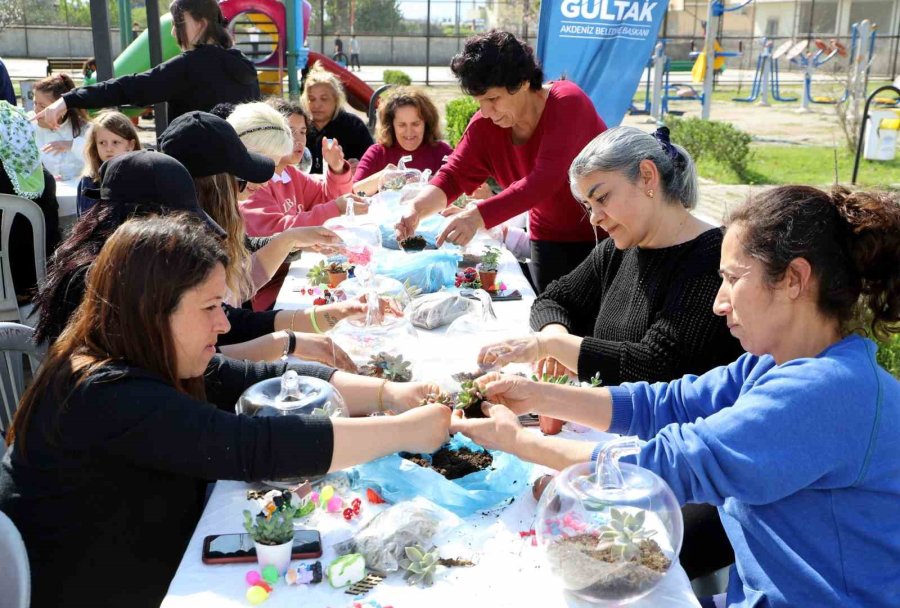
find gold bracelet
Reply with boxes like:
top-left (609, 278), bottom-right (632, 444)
top-left (377, 379), bottom-right (388, 413)
top-left (290, 308), bottom-right (301, 332)
top-left (309, 306), bottom-right (323, 334)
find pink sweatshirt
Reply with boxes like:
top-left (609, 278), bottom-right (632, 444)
top-left (240, 162), bottom-right (354, 237)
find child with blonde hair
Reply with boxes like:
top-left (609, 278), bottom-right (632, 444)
top-left (76, 111), bottom-right (140, 216)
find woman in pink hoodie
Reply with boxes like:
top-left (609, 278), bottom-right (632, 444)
top-left (231, 100), bottom-right (367, 237)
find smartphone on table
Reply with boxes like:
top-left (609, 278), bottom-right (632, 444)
top-left (202, 529), bottom-right (322, 564)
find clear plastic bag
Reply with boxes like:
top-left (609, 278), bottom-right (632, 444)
top-left (408, 291), bottom-right (474, 330)
top-left (380, 213), bottom-right (448, 251)
top-left (333, 497), bottom-right (462, 574)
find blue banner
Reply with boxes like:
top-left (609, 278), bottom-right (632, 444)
top-left (537, 0), bottom-right (670, 127)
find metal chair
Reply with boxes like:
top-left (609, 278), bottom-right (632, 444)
top-left (0, 194), bottom-right (46, 324)
top-left (0, 322), bottom-right (45, 441)
top-left (0, 511), bottom-right (31, 608)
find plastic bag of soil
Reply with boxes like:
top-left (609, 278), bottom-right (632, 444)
top-left (333, 497), bottom-right (462, 574)
top-left (373, 249), bottom-right (461, 294)
top-left (378, 214), bottom-right (448, 251)
top-left (408, 291), bottom-right (474, 329)
top-left (353, 433), bottom-right (532, 517)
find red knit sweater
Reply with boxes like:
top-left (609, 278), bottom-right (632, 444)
top-left (430, 80), bottom-right (606, 242)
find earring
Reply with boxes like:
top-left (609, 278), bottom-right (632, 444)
top-left (647, 190), bottom-right (654, 198)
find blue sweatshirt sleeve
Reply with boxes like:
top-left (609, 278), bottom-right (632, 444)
top-left (608, 353), bottom-right (759, 437)
top-left (632, 354), bottom-right (879, 506)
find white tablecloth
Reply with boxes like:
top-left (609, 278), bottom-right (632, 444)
top-left (162, 244), bottom-right (701, 608)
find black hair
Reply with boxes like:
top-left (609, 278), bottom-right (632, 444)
top-left (450, 30), bottom-right (543, 96)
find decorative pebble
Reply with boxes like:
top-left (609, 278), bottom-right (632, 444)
top-left (327, 496), bottom-right (343, 513)
top-left (245, 585), bottom-right (269, 604)
top-left (261, 565), bottom-right (279, 584)
top-left (245, 570), bottom-right (261, 586)
top-left (366, 488), bottom-right (386, 504)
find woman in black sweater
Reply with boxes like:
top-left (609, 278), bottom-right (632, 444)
top-left (34, 0), bottom-right (260, 129)
top-left (302, 61), bottom-right (374, 174)
top-left (0, 215), bottom-right (450, 608)
top-left (477, 126), bottom-right (744, 582)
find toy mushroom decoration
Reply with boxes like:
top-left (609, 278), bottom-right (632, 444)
top-left (476, 246), bottom-right (501, 292)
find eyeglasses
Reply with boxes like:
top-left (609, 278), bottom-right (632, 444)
top-left (236, 178), bottom-right (248, 193)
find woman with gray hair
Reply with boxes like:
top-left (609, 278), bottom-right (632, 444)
top-left (473, 125), bottom-right (744, 581)
top-left (478, 126), bottom-right (741, 385)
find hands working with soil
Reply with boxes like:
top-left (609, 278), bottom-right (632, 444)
top-left (449, 372), bottom-right (613, 471)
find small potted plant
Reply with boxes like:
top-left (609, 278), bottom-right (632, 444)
top-left (454, 266), bottom-right (481, 290)
top-left (531, 372), bottom-right (575, 435)
top-left (243, 503), bottom-right (295, 574)
top-left (476, 246), bottom-right (501, 291)
top-left (326, 261), bottom-right (350, 288)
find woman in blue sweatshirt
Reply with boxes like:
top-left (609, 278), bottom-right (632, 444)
top-left (451, 184), bottom-right (900, 607)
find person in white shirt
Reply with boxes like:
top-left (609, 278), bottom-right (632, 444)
top-left (30, 74), bottom-right (90, 180)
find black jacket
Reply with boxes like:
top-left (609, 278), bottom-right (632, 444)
top-left (63, 45), bottom-right (260, 120)
top-left (308, 109), bottom-right (374, 174)
top-left (0, 356), bottom-right (335, 608)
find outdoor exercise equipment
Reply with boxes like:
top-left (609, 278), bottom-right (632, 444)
top-left (852, 85), bottom-right (900, 184)
top-left (699, 0), bottom-right (750, 119)
top-left (733, 39), bottom-right (797, 105)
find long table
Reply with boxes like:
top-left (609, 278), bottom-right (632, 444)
top-left (161, 246), bottom-right (701, 608)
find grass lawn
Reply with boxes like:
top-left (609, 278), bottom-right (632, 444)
top-left (696, 144), bottom-right (900, 188)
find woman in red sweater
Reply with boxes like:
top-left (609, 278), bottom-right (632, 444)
top-left (352, 87), bottom-right (453, 195)
top-left (395, 31), bottom-right (607, 293)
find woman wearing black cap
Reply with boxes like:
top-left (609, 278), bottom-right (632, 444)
top-left (34, 0), bottom-right (260, 129)
top-left (158, 111), bottom-right (397, 346)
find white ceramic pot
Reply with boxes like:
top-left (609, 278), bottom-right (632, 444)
top-left (255, 539), bottom-right (292, 574)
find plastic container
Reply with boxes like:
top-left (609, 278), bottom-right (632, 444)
top-left (535, 437), bottom-right (683, 604)
top-left (236, 371), bottom-right (346, 487)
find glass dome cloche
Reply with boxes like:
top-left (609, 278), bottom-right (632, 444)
top-left (534, 436), bottom-right (683, 604)
top-left (236, 370), bottom-right (346, 488)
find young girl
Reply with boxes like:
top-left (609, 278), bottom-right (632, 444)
top-left (30, 73), bottom-right (90, 180)
top-left (76, 110), bottom-right (140, 216)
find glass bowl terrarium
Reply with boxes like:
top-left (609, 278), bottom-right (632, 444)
top-left (236, 370), bottom-right (346, 488)
top-left (535, 437), bottom-right (683, 604)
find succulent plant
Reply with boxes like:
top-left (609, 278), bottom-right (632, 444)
top-left (531, 372), bottom-right (574, 385)
top-left (454, 379), bottom-right (485, 417)
top-left (243, 507), bottom-right (295, 546)
top-left (327, 260), bottom-right (350, 273)
top-left (477, 246), bottom-right (501, 272)
top-left (399, 545), bottom-right (440, 586)
top-left (421, 390), bottom-right (453, 407)
top-left (587, 372), bottom-right (602, 387)
top-left (597, 508), bottom-right (656, 561)
top-left (307, 260), bottom-right (330, 286)
top-left (359, 352), bottom-right (413, 382)
top-left (403, 279), bottom-right (423, 299)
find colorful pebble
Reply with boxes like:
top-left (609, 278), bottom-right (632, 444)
top-left (245, 585), bottom-right (268, 604)
top-left (261, 565), bottom-right (279, 584)
top-left (245, 570), bottom-right (261, 586)
top-left (327, 496), bottom-right (343, 513)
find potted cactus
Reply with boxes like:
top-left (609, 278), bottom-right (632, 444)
top-left (476, 246), bottom-right (501, 292)
top-left (243, 506), bottom-right (295, 574)
top-left (326, 261), bottom-right (350, 288)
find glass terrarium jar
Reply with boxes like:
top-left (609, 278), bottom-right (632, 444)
top-left (535, 437), bottom-right (683, 604)
top-left (236, 370), bottom-right (346, 488)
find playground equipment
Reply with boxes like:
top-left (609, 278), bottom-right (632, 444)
top-left (852, 84), bottom-right (900, 183)
top-left (733, 39), bottom-right (797, 105)
top-left (98, 0), bottom-right (373, 111)
top-left (699, 0), bottom-right (749, 119)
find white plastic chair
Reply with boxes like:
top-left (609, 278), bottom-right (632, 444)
top-left (0, 194), bottom-right (47, 324)
top-left (0, 322), bottom-right (45, 440)
top-left (0, 511), bottom-right (30, 608)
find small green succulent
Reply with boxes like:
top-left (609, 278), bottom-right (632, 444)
top-left (399, 544), bottom-right (440, 586)
top-left (243, 508), bottom-right (294, 546)
top-left (454, 379), bottom-right (484, 416)
top-left (597, 508), bottom-right (656, 561)
top-left (307, 260), bottom-right (330, 286)
top-left (531, 372), bottom-right (573, 385)
top-left (359, 352), bottom-right (413, 382)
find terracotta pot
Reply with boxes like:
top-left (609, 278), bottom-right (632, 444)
top-left (254, 539), bottom-right (292, 574)
top-left (477, 270), bottom-right (497, 291)
top-left (539, 415), bottom-right (565, 435)
top-left (327, 271), bottom-right (347, 288)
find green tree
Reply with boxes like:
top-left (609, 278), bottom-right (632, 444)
top-left (354, 0), bottom-right (402, 35)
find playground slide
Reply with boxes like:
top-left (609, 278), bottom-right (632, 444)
top-left (86, 13), bottom-right (181, 85)
top-left (307, 51), bottom-right (373, 113)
